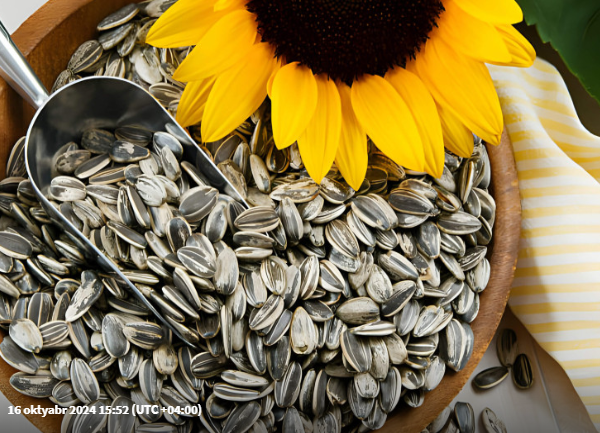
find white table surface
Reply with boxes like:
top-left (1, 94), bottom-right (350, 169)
top-left (2, 1), bottom-right (48, 34)
top-left (0, 3), bottom-right (596, 433)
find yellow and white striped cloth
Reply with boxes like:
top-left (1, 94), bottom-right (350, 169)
top-left (488, 58), bottom-right (600, 430)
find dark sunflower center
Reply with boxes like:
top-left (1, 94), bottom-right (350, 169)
top-left (246, 0), bottom-right (444, 84)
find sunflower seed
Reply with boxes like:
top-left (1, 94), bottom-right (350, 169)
top-left (497, 328), bottom-right (518, 367)
top-left (58, 150), bottom-right (83, 178)
top-left (101, 314), bottom-right (129, 358)
top-left (153, 343), bottom-right (178, 376)
top-left (437, 211), bottom-right (482, 235)
top-left (9, 318), bottom-right (43, 353)
top-left (39, 318), bottom-right (68, 347)
top-left (71, 358), bottom-right (100, 404)
top-left (379, 334), bottom-right (406, 366)
top-left (482, 407), bottom-right (507, 433)
top-left (458, 246), bottom-right (487, 271)
top-left (275, 362), bottom-right (302, 407)
top-left (235, 206), bottom-right (280, 233)
top-left (28, 292), bottom-right (53, 326)
top-left (68, 40), bottom-right (104, 74)
top-left (429, 406), bottom-right (452, 433)
top-left (260, 257), bottom-right (287, 296)
top-left (110, 140), bottom-right (150, 163)
top-left (215, 246), bottom-right (238, 295)
top-left (379, 367), bottom-right (401, 413)
top-left (282, 407), bottom-right (304, 433)
top-left (512, 353), bottom-right (534, 389)
top-left (123, 322), bottom-right (164, 349)
top-left (50, 176), bottom-right (87, 201)
top-left (251, 295), bottom-right (284, 331)
top-left (52, 381), bottom-right (80, 407)
top-left (67, 318), bottom-right (92, 359)
top-left (0, 232), bottom-right (33, 259)
top-left (270, 179), bottom-right (319, 203)
top-left (0, 336), bottom-right (39, 374)
top-left (454, 402), bottom-right (475, 433)
top-left (213, 383), bottom-right (264, 402)
top-left (10, 371), bottom-right (59, 398)
top-left (179, 186), bottom-right (218, 223)
top-left (177, 245), bottom-right (216, 278)
top-left (473, 366), bottom-right (509, 390)
top-left (348, 380), bottom-right (374, 420)
top-left (341, 330), bottom-right (371, 373)
top-left (65, 272), bottom-right (104, 322)
top-left (107, 220), bottom-right (147, 249)
top-left (290, 306), bottom-right (316, 355)
top-left (140, 358), bottom-right (163, 402)
top-left (279, 198), bottom-right (303, 244)
top-left (243, 332), bottom-right (265, 376)
top-left (335, 298), bottom-right (380, 325)
top-left (99, 22), bottom-right (135, 50)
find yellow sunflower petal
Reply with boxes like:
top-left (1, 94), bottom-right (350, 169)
top-left (266, 59), bottom-right (286, 101)
top-left (271, 63), bottom-right (318, 150)
top-left (436, 0), bottom-right (511, 64)
top-left (173, 10), bottom-right (258, 82)
top-left (267, 69), bottom-right (276, 98)
top-left (213, 0), bottom-right (246, 11)
top-left (413, 36), bottom-right (503, 146)
top-left (297, 76), bottom-right (342, 183)
top-left (453, 0), bottom-right (523, 25)
top-left (176, 76), bottom-right (217, 127)
top-left (334, 82), bottom-right (367, 190)
top-left (491, 24), bottom-right (536, 67)
top-left (202, 43), bottom-right (278, 142)
top-left (146, 0), bottom-right (222, 48)
top-left (385, 68), bottom-right (444, 179)
top-left (350, 75), bottom-right (425, 172)
top-left (437, 103), bottom-right (475, 158)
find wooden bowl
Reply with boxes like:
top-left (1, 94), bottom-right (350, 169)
top-left (0, 1), bottom-right (522, 431)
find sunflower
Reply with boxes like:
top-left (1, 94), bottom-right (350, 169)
top-left (146, 0), bottom-right (535, 189)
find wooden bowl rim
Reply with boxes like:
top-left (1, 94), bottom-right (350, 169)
top-left (0, 1), bottom-right (522, 431)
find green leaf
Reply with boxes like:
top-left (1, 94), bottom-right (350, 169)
top-left (517, 0), bottom-right (600, 103)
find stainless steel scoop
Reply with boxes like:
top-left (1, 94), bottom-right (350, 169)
top-left (0, 20), bottom-right (248, 346)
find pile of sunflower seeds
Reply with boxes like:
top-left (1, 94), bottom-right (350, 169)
top-left (0, 2), bottom-right (497, 433)
top-left (0, 123), bottom-right (495, 433)
top-left (425, 402), bottom-right (507, 433)
top-left (473, 328), bottom-right (533, 391)
top-left (53, 0), bottom-right (186, 119)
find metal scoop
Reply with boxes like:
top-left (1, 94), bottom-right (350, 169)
top-left (0, 20), bottom-right (248, 346)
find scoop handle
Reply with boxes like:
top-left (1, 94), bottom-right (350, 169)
top-left (0, 19), bottom-right (49, 109)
